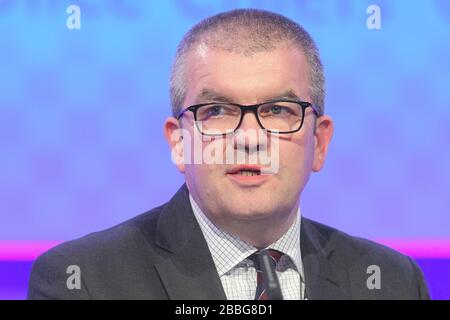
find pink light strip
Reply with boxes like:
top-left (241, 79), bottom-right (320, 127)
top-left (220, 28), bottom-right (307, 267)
top-left (0, 241), bottom-right (62, 261)
top-left (0, 239), bottom-right (450, 261)
top-left (375, 239), bottom-right (450, 259)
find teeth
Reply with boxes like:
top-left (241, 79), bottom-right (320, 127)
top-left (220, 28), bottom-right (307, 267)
top-left (238, 170), bottom-right (260, 176)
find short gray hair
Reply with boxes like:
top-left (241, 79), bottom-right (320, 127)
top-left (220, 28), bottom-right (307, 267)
top-left (170, 8), bottom-right (325, 117)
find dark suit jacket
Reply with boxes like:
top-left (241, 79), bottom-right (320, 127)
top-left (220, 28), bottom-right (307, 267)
top-left (28, 184), bottom-right (430, 299)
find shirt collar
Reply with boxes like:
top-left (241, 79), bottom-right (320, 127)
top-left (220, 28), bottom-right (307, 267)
top-left (189, 194), bottom-right (303, 278)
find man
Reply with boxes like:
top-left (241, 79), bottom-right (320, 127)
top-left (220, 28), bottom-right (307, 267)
top-left (28, 9), bottom-right (429, 300)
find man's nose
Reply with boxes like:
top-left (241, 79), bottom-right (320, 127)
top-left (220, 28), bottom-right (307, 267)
top-left (238, 111), bottom-right (261, 131)
top-left (234, 111), bottom-right (268, 153)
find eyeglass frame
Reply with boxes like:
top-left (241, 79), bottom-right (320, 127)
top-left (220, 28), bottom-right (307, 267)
top-left (175, 99), bottom-right (321, 136)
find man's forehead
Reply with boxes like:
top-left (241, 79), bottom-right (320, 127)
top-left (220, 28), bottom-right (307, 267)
top-left (183, 44), bottom-right (310, 105)
top-left (188, 40), bottom-right (304, 62)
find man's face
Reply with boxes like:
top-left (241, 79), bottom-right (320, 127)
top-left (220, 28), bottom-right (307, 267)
top-left (165, 43), bottom-right (333, 229)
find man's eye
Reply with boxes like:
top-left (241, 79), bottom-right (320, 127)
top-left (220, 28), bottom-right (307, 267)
top-left (270, 105), bottom-right (283, 114)
top-left (208, 105), bottom-right (223, 116)
top-left (265, 104), bottom-right (291, 115)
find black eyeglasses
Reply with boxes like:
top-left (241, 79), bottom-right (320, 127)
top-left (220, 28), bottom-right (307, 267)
top-left (175, 99), bottom-right (320, 136)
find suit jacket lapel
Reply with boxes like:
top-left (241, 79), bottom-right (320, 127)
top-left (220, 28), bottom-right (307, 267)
top-left (151, 184), bottom-right (351, 300)
top-left (153, 184), bottom-right (227, 300)
top-left (301, 218), bottom-right (351, 299)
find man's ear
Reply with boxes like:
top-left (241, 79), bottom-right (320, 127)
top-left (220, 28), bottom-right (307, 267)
top-left (312, 115), bottom-right (334, 172)
top-left (163, 117), bottom-right (186, 173)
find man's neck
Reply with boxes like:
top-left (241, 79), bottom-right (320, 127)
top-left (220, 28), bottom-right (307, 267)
top-left (215, 209), bottom-right (298, 249)
top-left (189, 193), bottom-right (300, 249)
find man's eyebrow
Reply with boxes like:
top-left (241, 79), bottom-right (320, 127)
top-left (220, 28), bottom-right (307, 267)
top-left (194, 88), bottom-right (234, 104)
top-left (265, 89), bottom-right (303, 102)
top-left (193, 88), bottom-right (305, 104)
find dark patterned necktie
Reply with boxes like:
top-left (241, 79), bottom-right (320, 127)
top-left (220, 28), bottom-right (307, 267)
top-left (251, 249), bottom-right (283, 300)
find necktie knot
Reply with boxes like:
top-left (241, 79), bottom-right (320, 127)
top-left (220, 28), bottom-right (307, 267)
top-left (251, 249), bottom-right (283, 271)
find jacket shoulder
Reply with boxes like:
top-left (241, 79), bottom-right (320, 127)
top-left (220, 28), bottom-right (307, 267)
top-left (44, 204), bottom-right (163, 258)
top-left (303, 218), bottom-right (430, 299)
top-left (27, 205), bottom-right (165, 299)
top-left (303, 218), bottom-right (409, 263)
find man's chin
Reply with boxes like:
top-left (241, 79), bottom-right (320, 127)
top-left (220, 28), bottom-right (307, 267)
top-left (223, 204), bottom-right (277, 221)
top-left (225, 180), bottom-right (273, 196)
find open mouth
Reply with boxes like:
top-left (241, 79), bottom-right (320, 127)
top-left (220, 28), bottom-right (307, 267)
top-left (233, 169), bottom-right (261, 176)
top-left (227, 165), bottom-right (264, 176)
top-left (226, 165), bottom-right (270, 185)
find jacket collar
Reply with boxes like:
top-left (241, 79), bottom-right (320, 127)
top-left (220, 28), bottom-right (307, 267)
top-left (153, 183), bottom-right (350, 300)
top-left (154, 184), bottom-right (227, 299)
top-left (300, 218), bottom-right (351, 299)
